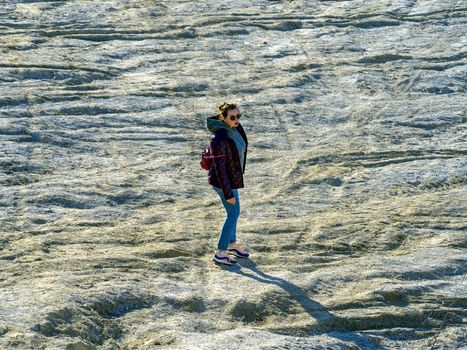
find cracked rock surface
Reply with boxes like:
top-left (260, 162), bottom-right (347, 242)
top-left (0, 0), bottom-right (466, 349)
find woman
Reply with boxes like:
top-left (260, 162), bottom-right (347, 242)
top-left (207, 102), bottom-right (249, 265)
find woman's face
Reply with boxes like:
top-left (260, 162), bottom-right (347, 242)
top-left (222, 108), bottom-right (241, 128)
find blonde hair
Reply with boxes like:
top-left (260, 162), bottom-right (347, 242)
top-left (218, 102), bottom-right (239, 117)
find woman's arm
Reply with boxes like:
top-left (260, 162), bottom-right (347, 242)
top-left (212, 138), bottom-right (234, 200)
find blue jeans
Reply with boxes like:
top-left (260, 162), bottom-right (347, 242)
top-left (212, 186), bottom-right (240, 250)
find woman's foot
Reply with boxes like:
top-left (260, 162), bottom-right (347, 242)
top-left (228, 243), bottom-right (249, 258)
top-left (212, 250), bottom-right (237, 265)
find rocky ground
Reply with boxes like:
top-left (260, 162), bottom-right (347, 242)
top-left (0, 0), bottom-right (466, 349)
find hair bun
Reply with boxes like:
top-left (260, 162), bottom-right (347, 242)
top-left (218, 101), bottom-right (228, 112)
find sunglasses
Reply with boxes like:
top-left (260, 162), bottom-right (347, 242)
top-left (229, 113), bottom-right (241, 121)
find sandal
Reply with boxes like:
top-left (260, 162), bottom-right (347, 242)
top-left (212, 252), bottom-right (237, 265)
top-left (228, 243), bottom-right (249, 258)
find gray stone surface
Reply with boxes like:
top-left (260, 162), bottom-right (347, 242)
top-left (0, 0), bottom-right (466, 349)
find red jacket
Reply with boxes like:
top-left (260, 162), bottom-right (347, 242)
top-left (208, 123), bottom-right (248, 200)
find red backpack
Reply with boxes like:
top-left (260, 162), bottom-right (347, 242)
top-left (200, 146), bottom-right (225, 170)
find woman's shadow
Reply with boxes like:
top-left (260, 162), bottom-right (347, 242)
top-left (221, 258), bottom-right (387, 349)
top-left (229, 259), bottom-right (335, 326)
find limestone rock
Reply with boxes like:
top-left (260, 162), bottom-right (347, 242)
top-left (0, 0), bottom-right (465, 349)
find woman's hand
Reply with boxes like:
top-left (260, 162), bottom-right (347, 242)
top-left (227, 197), bottom-right (236, 205)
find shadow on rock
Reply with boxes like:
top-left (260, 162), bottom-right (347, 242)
top-left (231, 259), bottom-right (334, 325)
top-left (230, 259), bottom-right (388, 349)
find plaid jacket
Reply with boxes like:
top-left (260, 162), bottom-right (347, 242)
top-left (208, 123), bottom-right (248, 200)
